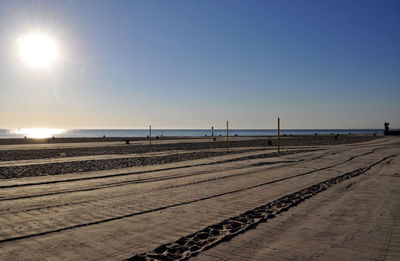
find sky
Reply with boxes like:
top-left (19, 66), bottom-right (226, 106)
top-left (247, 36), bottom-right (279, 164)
top-left (0, 0), bottom-right (399, 129)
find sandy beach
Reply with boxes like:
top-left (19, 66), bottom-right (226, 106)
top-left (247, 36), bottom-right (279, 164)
top-left (0, 134), bottom-right (398, 260)
top-left (2, 0), bottom-right (399, 260)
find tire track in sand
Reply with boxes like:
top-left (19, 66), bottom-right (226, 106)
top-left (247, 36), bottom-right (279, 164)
top-left (126, 154), bottom-right (397, 261)
top-left (0, 151), bottom-right (387, 244)
top-left (0, 149), bottom-right (311, 189)
top-left (0, 149), bottom-right (374, 202)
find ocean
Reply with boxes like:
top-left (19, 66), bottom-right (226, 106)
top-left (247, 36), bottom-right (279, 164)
top-left (0, 128), bottom-right (382, 139)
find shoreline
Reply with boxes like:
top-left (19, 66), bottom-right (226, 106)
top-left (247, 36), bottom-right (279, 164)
top-left (0, 132), bottom-right (382, 145)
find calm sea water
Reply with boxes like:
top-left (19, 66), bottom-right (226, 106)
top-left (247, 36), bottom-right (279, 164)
top-left (0, 128), bottom-right (382, 139)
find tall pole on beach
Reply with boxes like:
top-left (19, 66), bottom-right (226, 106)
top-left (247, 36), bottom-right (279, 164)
top-left (277, 117), bottom-right (280, 154)
top-left (149, 125), bottom-right (152, 149)
top-left (226, 121), bottom-right (229, 152)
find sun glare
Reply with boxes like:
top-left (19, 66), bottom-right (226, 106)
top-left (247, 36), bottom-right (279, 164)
top-left (15, 128), bottom-right (64, 139)
top-left (17, 33), bottom-right (58, 68)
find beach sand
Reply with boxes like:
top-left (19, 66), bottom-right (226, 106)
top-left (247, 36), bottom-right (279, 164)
top-left (0, 134), bottom-right (398, 260)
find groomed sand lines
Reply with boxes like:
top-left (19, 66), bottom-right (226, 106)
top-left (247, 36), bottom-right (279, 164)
top-left (0, 137), bottom-right (264, 150)
top-left (126, 155), bottom-right (396, 260)
top-left (1, 146), bottom-right (290, 167)
top-left (192, 150), bottom-right (400, 261)
top-left (0, 136), bottom-right (398, 260)
top-left (0, 148), bottom-right (379, 205)
top-left (0, 148), bottom-right (313, 179)
top-left (0, 135), bottom-right (380, 161)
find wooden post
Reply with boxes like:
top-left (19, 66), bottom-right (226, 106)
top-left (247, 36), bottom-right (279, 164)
top-left (277, 117), bottom-right (280, 154)
top-left (149, 125), bottom-right (152, 149)
top-left (226, 121), bottom-right (229, 152)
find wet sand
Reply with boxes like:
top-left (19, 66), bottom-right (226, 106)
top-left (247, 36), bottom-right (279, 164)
top-left (0, 135), bottom-right (398, 260)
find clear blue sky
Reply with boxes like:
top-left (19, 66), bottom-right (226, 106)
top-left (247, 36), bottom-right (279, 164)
top-left (0, 0), bottom-right (399, 129)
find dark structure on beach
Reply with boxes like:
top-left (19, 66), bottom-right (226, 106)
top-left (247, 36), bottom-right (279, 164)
top-left (384, 122), bottom-right (400, 135)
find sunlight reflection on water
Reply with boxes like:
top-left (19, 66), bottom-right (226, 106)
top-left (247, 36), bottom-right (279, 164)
top-left (14, 128), bottom-right (64, 138)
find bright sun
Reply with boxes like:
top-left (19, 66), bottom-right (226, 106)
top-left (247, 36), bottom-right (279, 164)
top-left (17, 33), bottom-right (58, 68)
